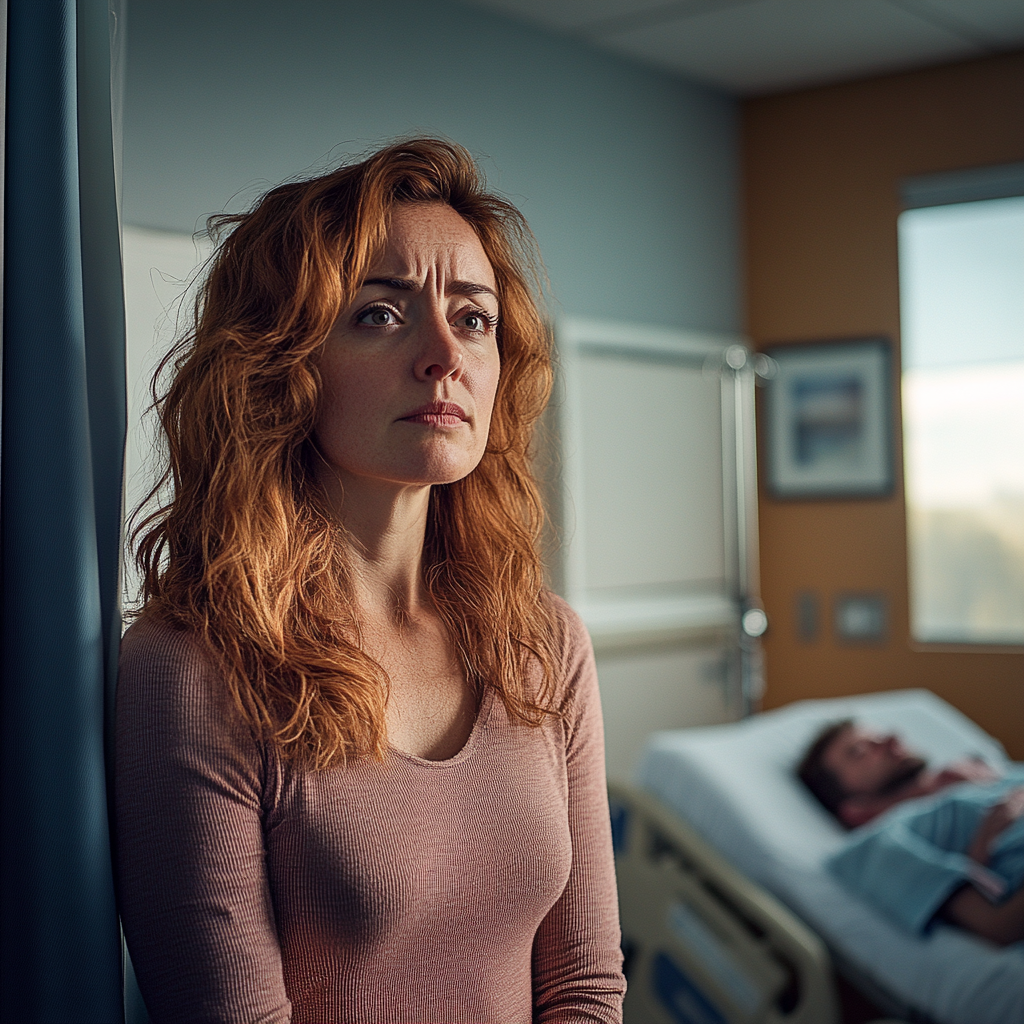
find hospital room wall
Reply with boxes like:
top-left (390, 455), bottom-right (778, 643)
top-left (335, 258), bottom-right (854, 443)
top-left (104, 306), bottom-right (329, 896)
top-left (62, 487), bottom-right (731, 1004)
top-left (743, 52), bottom-right (1024, 759)
top-left (121, 0), bottom-right (744, 779)
top-left (122, 0), bottom-right (740, 332)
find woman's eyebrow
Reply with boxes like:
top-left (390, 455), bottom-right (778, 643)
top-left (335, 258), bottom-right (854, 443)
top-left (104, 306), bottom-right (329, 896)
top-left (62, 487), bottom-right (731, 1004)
top-left (450, 279), bottom-right (498, 300)
top-left (361, 276), bottom-right (497, 300)
top-left (362, 276), bottom-right (417, 291)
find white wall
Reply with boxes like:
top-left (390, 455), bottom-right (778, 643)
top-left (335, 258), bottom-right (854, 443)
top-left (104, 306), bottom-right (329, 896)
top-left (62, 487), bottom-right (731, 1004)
top-left (120, 227), bottom-right (212, 608)
top-left (597, 645), bottom-right (735, 781)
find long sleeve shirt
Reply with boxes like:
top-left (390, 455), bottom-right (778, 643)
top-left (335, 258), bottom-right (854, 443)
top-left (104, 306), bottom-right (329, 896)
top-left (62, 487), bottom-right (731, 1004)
top-left (115, 599), bottom-right (626, 1023)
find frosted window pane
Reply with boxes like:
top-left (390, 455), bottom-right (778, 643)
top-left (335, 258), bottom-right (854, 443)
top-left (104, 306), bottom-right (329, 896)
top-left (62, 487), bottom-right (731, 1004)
top-left (899, 196), bottom-right (1024, 645)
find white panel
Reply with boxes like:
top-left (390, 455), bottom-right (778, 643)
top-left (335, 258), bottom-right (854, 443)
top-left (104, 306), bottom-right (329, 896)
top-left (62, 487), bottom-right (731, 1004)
top-left (578, 355), bottom-right (725, 593)
top-left (555, 318), bottom-right (744, 646)
top-left (596, 645), bottom-right (736, 781)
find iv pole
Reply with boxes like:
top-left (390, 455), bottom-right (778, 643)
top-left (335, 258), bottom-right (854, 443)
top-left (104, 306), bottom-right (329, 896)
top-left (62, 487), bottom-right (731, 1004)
top-left (721, 345), bottom-right (773, 717)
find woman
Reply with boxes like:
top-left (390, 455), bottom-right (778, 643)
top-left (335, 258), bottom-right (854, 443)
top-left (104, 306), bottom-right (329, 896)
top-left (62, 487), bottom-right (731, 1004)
top-left (116, 139), bottom-right (626, 1023)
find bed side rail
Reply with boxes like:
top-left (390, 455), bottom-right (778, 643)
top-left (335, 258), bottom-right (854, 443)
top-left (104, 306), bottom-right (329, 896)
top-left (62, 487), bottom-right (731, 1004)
top-left (610, 781), bottom-right (840, 1024)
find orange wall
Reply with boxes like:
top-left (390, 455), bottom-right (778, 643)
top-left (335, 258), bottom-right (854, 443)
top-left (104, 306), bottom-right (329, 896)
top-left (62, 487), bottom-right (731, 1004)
top-left (743, 52), bottom-right (1024, 758)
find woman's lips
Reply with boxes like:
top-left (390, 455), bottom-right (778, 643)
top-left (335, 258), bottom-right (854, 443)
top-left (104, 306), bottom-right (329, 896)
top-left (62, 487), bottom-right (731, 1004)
top-left (400, 402), bottom-right (467, 428)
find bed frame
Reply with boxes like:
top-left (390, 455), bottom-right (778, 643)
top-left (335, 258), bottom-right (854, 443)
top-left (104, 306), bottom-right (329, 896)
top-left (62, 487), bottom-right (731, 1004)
top-left (610, 781), bottom-right (841, 1024)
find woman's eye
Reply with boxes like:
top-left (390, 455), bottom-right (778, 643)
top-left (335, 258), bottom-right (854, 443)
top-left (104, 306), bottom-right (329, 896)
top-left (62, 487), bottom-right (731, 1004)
top-left (456, 310), bottom-right (496, 333)
top-left (358, 306), bottom-right (400, 327)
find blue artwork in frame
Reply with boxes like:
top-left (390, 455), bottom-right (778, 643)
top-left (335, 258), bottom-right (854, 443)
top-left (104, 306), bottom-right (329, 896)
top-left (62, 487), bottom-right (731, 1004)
top-left (763, 338), bottom-right (893, 499)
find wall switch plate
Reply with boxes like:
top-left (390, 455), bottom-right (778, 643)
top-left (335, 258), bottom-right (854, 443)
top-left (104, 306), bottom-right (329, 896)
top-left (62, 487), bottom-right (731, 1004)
top-left (834, 593), bottom-right (888, 643)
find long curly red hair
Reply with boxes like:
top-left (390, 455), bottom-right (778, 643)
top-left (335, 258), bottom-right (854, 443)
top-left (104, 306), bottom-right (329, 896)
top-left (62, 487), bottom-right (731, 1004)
top-left (132, 139), bottom-right (561, 768)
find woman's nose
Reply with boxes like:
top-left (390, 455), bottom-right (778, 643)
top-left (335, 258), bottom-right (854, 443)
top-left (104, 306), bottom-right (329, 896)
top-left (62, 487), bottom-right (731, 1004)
top-left (413, 311), bottom-right (463, 382)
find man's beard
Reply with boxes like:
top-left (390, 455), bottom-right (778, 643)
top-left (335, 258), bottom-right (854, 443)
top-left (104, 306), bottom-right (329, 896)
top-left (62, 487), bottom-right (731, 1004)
top-left (877, 756), bottom-right (928, 796)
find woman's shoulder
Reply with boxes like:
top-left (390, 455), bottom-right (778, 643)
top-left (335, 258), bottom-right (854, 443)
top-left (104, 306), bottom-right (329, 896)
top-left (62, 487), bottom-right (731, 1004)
top-left (118, 612), bottom-right (233, 717)
top-left (540, 592), bottom-right (598, 711)
top-left (120, 612), bottom-right (214, 681)
top-left (117, 612), bottom-right (264, 760)
top-left (116, 614), bottom-right (270, 803)
top-left (543, 592), bottom-right (589, 651)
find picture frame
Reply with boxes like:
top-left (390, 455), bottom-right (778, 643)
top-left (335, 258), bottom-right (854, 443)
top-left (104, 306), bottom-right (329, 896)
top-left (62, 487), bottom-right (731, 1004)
top-left (763, 338), bottom-right (893, 499)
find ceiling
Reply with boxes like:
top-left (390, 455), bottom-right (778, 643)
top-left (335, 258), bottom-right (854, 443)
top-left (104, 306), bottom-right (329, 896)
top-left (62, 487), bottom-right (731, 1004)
top-left (465, 0), bottom-right (1024, 95)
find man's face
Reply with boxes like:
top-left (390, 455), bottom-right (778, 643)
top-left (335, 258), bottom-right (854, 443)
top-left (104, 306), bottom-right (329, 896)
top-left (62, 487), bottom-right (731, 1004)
top-left (823, 725), bottom-right (927, 798)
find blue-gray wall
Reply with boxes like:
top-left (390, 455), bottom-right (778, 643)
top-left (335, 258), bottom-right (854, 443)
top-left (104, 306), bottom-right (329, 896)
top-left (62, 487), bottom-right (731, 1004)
top-left (123, 0), bottom-right (740, 332)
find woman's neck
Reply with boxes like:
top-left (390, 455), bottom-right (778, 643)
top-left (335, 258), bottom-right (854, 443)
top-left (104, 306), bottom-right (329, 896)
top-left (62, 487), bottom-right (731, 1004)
top-left (324, 471), bottom-right (434, 623)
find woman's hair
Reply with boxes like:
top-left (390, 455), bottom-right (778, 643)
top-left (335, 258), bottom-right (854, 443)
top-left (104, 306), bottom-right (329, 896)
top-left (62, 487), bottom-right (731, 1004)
top-left (133, 138), bottom-right (561, 769)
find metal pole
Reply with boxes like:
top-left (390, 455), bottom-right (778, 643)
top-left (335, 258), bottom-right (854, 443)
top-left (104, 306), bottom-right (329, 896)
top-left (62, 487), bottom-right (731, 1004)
top-left (723, 345), bottom-right (767, 716)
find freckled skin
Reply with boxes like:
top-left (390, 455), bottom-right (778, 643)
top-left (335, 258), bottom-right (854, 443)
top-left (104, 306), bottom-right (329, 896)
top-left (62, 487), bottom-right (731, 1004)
top-left (314, 202), bottom-right (501, 496)
top-left (312, 202), bottom-right (502, 761)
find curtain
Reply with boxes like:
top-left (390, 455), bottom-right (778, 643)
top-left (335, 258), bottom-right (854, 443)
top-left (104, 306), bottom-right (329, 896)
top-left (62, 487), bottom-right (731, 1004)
top-left (1, 1), bottom-right (127, 1020)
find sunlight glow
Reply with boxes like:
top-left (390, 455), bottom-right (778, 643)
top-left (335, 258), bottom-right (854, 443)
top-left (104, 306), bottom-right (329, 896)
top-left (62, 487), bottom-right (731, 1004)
top-left (899, 196), bottom-right (1024, 645)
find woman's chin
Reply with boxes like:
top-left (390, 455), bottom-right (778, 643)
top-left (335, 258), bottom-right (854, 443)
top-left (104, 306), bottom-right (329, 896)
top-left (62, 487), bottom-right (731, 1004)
top-left (357, 457), bottom-right (483, 491)
top-left (412, 461), bottom-right (481, 488)
top-left (393, 446), bottom-right (486, 487)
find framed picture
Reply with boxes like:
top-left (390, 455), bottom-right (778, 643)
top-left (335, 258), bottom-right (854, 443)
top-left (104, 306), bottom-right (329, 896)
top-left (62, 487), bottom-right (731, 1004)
top-left (763, 338), bottom-right (893, 499)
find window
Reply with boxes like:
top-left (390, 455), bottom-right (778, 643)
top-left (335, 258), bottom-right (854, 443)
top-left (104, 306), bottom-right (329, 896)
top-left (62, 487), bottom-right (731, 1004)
top-left (898, 170), bottom-right (1024, 646)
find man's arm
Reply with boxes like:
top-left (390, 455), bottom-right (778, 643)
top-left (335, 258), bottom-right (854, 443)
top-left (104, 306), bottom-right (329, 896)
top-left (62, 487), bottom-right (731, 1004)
top-left (938, 786), bottom-right (1024, 946)
top-left (828, 783), bottom-right (1022, 937)
top-left (940, 884), bottom-right (1024, 947)
top-left (934, 757), bottom-right (1001, 788)
top-left (967, 786), bottom-right (1024, 865)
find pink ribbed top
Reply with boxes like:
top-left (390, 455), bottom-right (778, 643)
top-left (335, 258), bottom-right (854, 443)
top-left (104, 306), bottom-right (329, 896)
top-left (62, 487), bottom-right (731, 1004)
top-left (115, 598), bottom-right (625, 1023)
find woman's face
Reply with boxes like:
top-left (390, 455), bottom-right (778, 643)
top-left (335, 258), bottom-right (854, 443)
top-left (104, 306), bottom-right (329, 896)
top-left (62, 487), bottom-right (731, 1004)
top-left (315, 202), bottom-right (501, 495)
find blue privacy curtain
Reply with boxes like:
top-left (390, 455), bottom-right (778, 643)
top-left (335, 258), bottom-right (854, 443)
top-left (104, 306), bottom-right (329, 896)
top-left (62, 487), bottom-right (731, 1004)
top-left (1, 1), bottom-right (127, 1020)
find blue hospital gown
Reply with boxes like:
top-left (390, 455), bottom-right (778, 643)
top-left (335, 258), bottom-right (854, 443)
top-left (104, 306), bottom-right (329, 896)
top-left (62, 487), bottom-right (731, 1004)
top-left (827, 767), bottom-right (1024, 935)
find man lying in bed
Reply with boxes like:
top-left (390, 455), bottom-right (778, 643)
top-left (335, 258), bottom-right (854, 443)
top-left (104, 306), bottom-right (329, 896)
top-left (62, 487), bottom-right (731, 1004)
top-left (798, 720), bottom-right (1024, 946)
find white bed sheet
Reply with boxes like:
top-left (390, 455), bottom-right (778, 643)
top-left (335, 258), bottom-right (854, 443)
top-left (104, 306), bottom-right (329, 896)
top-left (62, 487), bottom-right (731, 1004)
top-left (635, 689), bottom-right (1024, 1024)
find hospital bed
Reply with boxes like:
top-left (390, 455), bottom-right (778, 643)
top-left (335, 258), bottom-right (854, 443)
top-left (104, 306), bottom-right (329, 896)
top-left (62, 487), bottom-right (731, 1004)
top-left (624, 689), bottom-right (1024, 1024)
top-left (610, 781), bottom-right (841, 1024)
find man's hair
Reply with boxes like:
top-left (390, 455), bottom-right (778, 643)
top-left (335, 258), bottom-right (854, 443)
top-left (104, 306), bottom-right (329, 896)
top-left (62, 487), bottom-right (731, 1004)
top-left (797, 719), bottom-right (854, 815)
top-left (131, 138), bottom-right (562, 770)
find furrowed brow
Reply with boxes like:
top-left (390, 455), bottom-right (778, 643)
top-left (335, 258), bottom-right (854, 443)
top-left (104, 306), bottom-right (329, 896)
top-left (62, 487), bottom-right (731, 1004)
top-left (361, 277), bottom-right (417, 291)
top-left (361, 277), bottom-right (498, 301)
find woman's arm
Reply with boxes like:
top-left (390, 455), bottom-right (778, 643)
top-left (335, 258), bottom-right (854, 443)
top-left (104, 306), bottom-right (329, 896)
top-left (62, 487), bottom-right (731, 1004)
top-left (532, 604), bottom-right (626, 1023)
top-left (115, 619), bottom-right (291, 1024)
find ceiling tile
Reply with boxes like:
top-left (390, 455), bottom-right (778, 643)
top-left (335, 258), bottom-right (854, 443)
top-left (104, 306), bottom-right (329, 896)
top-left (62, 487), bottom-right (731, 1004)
top-left (466, 0), bottom-right (683, 31)
top-left (600, 0), bottom-right (987, 93)
top-left (901, 0), bottom-right (1024, 46)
